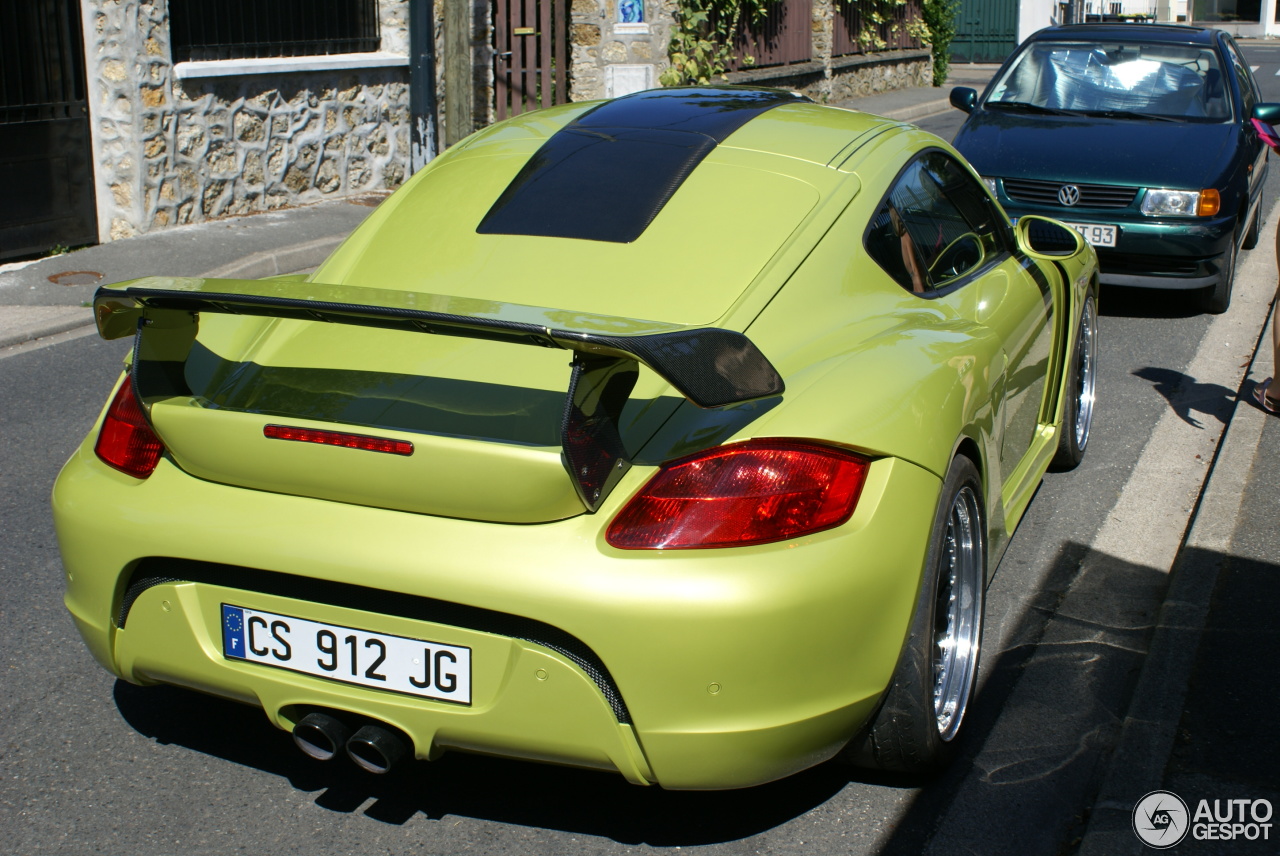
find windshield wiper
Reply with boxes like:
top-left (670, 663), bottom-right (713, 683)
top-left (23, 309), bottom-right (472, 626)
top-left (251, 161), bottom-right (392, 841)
top-left (1077, 109), bottom-right (1180, 123)
top-left (984, 100), bottom-right (1082, 116)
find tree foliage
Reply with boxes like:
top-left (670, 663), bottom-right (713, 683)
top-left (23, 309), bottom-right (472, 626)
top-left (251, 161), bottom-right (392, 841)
top-left (921, 0), bottom-right (960, 86)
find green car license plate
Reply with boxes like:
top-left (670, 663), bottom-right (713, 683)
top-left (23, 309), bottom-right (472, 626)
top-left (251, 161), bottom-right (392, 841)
top-left (1062, 222), bottom-right (1117, 247)
top-left (221, 604), bottom-right (471, 704)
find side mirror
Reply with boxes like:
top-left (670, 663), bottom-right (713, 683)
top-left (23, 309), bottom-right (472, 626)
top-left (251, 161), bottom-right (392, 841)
top-left (1253, 103), bottom-right (1280, 123)
top-left (1014, 216), bottom-right (1085, 258)
top-left (950, 87), bottom-right (978, 114)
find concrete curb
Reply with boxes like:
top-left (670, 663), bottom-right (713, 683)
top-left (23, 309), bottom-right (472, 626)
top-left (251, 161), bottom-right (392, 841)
top-left (0, 233), bottom-right (348, 350)
top-left (0, 307), bottom-right (93, 350)
top-left (876, 97), bottom-right (953, 121)
top-left (1075, 301), bottom-right (1275, 855)
top-left (201, 234), bottom-right (347, 280)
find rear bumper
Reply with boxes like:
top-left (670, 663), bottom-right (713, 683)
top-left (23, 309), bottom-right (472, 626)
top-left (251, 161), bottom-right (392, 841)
top-left (53, 432), bottom-right (939, 789)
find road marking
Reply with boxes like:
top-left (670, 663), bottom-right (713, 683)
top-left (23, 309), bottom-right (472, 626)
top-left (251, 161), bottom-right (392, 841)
top-left (1092, 226), bottom-right (1273, 571)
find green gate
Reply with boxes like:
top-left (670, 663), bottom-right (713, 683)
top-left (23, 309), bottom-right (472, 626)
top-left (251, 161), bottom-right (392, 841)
top-left (950, 0), bottom-right (1019, 64)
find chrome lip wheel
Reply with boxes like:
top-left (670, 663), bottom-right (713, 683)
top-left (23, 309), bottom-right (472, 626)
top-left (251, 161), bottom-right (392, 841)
top-left (932, 484), bottom-right (983, 742)
top-left (1074, 296), bottom-right (1098, 451)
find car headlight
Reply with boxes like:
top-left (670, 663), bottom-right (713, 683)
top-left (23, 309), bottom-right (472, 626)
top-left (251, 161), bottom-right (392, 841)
top-left (981, 176), bottom-right (999, 195)
top-left (1141, 188), bottom-right (1220, 217)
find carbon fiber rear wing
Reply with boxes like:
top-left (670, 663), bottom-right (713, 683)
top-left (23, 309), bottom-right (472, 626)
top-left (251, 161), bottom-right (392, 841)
top-left (93, 277), bottom-right (785, 511)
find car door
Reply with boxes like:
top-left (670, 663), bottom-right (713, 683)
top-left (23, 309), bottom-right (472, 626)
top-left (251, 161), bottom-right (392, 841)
top-left (864, 150), bottom-right (1057, 487)
top-left (1224, 36), bottom-right (1267, 220)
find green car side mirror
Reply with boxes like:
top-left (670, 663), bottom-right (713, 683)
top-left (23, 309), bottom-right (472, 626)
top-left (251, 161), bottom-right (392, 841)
top-left (1253, 102), bottom-right (1280, 124)
top-left (951, 87), bottom-right (978, 114)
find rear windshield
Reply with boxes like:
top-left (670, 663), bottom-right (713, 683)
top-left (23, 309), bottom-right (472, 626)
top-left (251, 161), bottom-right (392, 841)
top-left (987, 40), bottom-right (1231, 120)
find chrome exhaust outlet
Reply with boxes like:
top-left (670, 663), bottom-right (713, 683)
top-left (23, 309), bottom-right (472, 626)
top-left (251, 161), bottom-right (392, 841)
top-left (292, 712), bottom-right (352, 761)
top-left (345, 724), bottom-right (409, 774)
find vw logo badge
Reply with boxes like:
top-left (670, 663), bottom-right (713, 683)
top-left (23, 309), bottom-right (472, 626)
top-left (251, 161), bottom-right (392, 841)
top-left (1058, 184), bottom-right (1082, 207)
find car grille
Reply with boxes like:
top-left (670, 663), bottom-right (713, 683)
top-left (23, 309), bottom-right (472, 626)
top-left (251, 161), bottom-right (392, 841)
top-left (1004, 178), bottom-right (1138, 209)
top-left (119, 557), bottom-right (633, 724)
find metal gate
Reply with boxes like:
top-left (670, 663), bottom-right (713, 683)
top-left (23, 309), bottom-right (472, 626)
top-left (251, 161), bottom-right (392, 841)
top-left (493, 0), bottom-right (570, 120)
top-left (0, 0), bottom-right (97, 261)
top-left (950, 0), bottom-right (1019, 64)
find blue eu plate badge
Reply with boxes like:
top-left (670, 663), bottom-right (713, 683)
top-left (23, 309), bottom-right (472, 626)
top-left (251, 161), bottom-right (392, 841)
top-left (222, 605), bottom-right (246, 659)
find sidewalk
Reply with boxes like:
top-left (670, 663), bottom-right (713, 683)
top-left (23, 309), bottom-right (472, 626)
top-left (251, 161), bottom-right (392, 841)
top-left (829, 62), bottom-right (998, 117)
top-left (0, 196), bottom-right (381, 349)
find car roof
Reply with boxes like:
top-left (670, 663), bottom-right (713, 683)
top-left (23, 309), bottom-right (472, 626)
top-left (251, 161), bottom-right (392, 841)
top-left (1028, 23), bottom-right (1223, 46)
top-left (314, 88), bottom-right (927, 327)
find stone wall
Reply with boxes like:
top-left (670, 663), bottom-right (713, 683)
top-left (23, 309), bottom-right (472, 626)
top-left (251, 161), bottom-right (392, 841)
top-left (568, 0), bottom-right (674, 100)
top-left (83, 0), bottom-right (412, 243)
top-left (80, 0), bottom-right (931, 245)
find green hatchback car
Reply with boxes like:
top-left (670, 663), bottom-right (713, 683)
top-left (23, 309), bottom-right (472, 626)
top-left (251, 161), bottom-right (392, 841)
top-left (53, 87), bottom-right (1099, 789)
top-left (952, 23), bottom-right (1280, 313)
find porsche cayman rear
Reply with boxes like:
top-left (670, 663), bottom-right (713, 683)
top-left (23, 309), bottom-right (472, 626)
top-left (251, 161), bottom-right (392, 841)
top-left (54, 88), bottom-right (1071, 789)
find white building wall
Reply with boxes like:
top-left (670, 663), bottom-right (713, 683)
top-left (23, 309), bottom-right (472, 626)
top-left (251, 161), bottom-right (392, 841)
top-left (1019, 0), bottom-right (1059, 44)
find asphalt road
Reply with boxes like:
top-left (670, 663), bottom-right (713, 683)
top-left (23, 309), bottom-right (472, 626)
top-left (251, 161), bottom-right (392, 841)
top-left (3, 50), bottom-right (1279, 856)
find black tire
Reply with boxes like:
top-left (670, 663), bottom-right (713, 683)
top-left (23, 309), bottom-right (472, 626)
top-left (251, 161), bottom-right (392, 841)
top-left (843, 456), bottom-right (985, 773)
top-left (1242, 202), bottom-right (1261, 251)
top-left (1051, 291), bottom-right (1098, 471)
top-left (1203, 233), bottom-right (1237, 314)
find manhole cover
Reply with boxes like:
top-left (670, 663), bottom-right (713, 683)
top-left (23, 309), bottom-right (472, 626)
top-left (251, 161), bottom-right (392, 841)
top-left (48, 270), bottom-right (104, 286)
top-left (347, 193), bottom-right (390, 208)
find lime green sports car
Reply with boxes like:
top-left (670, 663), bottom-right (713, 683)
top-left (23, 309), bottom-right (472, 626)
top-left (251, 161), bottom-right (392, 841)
top-left (53, 87), bottom-right (1099, 789)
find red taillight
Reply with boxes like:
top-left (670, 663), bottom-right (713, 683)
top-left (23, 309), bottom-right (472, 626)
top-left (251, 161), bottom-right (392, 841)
top-left (263, 424), bottom-right (414, 456)
top-left (94, 380), bottom-right (165, 478)
top-left (606, 439), bottom-right (870, 550)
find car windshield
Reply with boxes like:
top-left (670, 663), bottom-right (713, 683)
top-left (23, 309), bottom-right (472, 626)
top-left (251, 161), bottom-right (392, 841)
top-left (985, 40), bottom-right (1231, 121)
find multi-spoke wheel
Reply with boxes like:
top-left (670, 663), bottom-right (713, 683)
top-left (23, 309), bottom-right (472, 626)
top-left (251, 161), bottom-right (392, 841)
top-left (1052, 291), bottom-right (1098, 471)
top-left (844, 456), bottom-right (985, 773)
top-left (932, 480), bottom-right (983, 742)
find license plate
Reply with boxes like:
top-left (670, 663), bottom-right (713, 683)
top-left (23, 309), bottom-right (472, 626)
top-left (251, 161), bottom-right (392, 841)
top-left (221, 604), bottom-right (471, 704)
top-left (1062, 222), bottom-right (1117, 247)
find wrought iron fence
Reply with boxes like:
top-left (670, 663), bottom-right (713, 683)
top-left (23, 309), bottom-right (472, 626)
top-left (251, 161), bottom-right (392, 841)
top-left (833, 0), bottom-right (926, 58)
top-left (723, 0), bottom-right (814, 72)
top-left (0, 0), bottom-right (86, 125)
top-left (170, 0), bottom-right (381, 63)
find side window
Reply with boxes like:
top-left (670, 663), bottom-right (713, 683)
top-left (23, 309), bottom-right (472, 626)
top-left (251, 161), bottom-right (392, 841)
top-left (1224, 39), bottom-right (1257, 118)
top-left (865, 152), bottom-right (1005, 295)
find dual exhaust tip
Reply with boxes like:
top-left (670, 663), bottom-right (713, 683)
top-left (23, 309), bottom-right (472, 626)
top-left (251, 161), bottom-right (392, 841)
top-left (292, 711), bottom-right (409, 774)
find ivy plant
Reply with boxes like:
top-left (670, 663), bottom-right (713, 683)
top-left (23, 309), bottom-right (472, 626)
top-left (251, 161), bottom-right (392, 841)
top-left (660, 0), bottom-right (771, 86)
top-left (660, 0), bottom-right (956, 88)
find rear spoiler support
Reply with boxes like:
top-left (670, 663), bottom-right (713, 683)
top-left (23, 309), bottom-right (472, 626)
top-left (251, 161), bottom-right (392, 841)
top-left (95, 278), bottom-right (785, 512)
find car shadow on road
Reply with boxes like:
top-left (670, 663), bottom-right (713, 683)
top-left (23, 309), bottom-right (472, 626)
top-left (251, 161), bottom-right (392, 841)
top-left (1098, 284), bottom-right (1206, 319)
top-left (871, 541), bottom-right (1179, 856)
top-left (113, 679), bottom-right (861, 844)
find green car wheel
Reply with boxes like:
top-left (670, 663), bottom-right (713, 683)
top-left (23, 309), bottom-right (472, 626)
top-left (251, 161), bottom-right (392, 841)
top-left (1242, 200), bottom-right (1262, 251)
top-left (845, 455), bottom-right (985, 773)
top-left (1203, 230), bottom-right (1238, 314)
